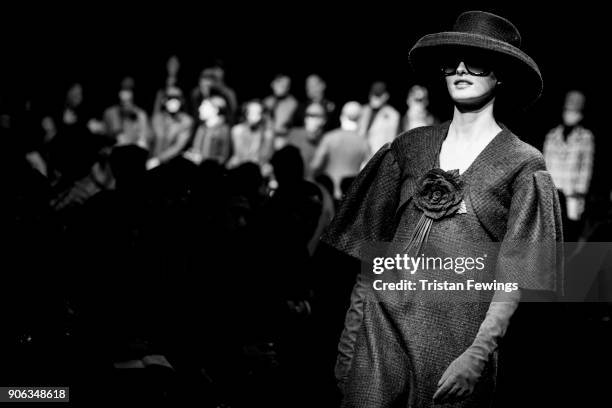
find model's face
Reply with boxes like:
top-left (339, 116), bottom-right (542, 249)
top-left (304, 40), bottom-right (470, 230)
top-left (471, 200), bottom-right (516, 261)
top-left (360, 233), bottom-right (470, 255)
top-left (444, 61), bottom-right (498, 107)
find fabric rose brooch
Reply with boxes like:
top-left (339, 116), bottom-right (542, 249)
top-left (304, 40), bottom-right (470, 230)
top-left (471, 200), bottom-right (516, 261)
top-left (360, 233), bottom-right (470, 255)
top-left (405, 168), bottom-right (466, 254)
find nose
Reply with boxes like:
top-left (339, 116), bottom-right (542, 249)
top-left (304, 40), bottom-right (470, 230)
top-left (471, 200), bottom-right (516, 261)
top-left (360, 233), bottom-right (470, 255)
top-left (455, 61), bottom-right (468, 75)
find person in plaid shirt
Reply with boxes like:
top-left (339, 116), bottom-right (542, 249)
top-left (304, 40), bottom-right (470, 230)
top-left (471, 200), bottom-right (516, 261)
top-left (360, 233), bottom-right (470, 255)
top-left (543, 90), bottom-right (594, 224)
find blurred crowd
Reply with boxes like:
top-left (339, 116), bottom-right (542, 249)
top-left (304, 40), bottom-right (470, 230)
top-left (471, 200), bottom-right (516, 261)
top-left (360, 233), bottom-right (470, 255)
top-left (2, 55), bottom-right (611, 406)
top-left (9, 56), bottom-right (440, 210)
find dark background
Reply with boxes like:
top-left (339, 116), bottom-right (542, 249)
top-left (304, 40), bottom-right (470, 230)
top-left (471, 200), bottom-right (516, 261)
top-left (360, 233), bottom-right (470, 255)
top-left (0, 2), bottom-right (607, 181)
top-left (0, 3), bottom-right (609, 405)
top-left (1, 4), bottom-right (603, 105)
top-left (0, 1), bottom-right (609, 190)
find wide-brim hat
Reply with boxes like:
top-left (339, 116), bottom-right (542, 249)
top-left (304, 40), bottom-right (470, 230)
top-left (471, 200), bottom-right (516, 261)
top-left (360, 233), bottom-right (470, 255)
top-left (409, 11), bottom-right (542, 109)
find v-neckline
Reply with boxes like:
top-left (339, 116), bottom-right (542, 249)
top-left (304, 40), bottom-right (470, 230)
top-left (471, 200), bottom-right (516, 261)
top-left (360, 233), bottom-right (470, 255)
top-left (434, 123), bottom-right (508, 180)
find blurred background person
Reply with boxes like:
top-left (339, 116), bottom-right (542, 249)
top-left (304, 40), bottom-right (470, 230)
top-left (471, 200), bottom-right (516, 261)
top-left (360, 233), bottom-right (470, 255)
top-left (37, 85), bottom-right (84, 172)
top-left (263, 145), bottom-right (324, 286)
top-left (401, 84), bottom-right (435, 132)
top-left (190, 69), bottom-right (216, 118)
top-left (148, 87), bottom-right (193, 169)
top-left (103, 77), bottom-right (149, 148)
top-left (544, 89), bottom-right (595, 240)
top-left (184, 95), bottom-right (231, 165)
top-left (207, 59), bottom-right (238, 123)
top-left (39, 83), bottom-right (107, 187)
top-left (297, 74), bottom-right (336, 130)
top-left (264, 74), bottom-right (298, 146)
top-left (358, 81), bottom-right (399, 158)
top-left (57, 83), bottom-right (92, 134)
top-left (190, 66), bottom-right (238, 125)
top-left (286, 102), bottom-right (327, 176)
top-left (153, 55), bottom-right (183, 115)
top-left (227, 100), bottom-right (274, 171)
top-left (310, 101), bottom-right (369, 200)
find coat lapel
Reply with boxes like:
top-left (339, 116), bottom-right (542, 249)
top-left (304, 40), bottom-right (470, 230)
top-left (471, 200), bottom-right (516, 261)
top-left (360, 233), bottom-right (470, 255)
top-left (392, 122), bottom-right (450, 219)
top-left (465, 126), bottom-right (523, 241)
top-left (391, 123), bottom-right (526, 242)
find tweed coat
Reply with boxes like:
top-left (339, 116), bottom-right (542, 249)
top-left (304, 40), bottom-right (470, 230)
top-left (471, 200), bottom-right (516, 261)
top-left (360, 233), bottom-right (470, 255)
top-left (321, 122), bottom-right (564, 407)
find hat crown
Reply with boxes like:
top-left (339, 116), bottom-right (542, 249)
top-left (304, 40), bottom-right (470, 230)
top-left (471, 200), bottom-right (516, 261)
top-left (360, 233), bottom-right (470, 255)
top-left (453, 11), bottom-right (522, 48)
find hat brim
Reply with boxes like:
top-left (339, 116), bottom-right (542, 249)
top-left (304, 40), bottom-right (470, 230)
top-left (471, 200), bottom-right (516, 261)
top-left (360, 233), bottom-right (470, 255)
top-left (409, 32), bottom-right (543, 109)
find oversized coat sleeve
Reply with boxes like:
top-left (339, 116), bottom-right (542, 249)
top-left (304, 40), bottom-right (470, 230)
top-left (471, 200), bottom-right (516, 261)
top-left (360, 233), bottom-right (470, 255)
top-left (320, 143), bottom-right (402, 259)
top-left (494, 156), bottom-right (564, 296)
top-left (318, 143), bottom-right (402, 387)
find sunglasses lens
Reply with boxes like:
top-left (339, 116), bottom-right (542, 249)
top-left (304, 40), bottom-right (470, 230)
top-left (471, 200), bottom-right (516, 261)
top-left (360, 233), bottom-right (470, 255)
top-left (465, 60), bottom-right (490, 76)
top-left (441, 62), bottom-right (458, 75)
top-left (441, 53), bottom-right (492, 76)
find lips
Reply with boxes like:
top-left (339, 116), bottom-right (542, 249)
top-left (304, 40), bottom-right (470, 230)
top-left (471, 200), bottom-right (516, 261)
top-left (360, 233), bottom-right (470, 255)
top-left (454, 79), bottom-right (473, 86)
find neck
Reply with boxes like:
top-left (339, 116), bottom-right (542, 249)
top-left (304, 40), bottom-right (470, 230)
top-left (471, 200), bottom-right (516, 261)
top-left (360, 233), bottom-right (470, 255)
top-left (407, 104), bottom-right (427, 115)
top-left (341, 119), bottom-right (358, 131)
top-left (448, 99), bottom-right (500, 142)
top-left (206, 116), bottom-right (222, 127)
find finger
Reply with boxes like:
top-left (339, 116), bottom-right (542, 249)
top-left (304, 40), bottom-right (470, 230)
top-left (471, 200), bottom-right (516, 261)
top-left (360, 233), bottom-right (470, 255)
top-left (442, 383), bottom-right (462, 401)
top-left (456, 384), bottom-right (471, 398)
top-left (444, 384), bottom-right (465, 404)
top-left (457, 384), bottom-right (475, 400)
top-left (437, 367), bottom-right (452, 387)
top-left (433, 377), bottom-right (453, 403)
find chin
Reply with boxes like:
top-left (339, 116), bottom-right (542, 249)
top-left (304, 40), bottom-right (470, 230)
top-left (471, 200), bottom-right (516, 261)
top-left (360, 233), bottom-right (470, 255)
top-left (454, 96), bottom-right (482, 104)
top-left (452, 91), bottom-right (495, 107)
top-left (450, 96), bottom-right (476, 105)
top-left (450, 88), bottom-right (482, 99)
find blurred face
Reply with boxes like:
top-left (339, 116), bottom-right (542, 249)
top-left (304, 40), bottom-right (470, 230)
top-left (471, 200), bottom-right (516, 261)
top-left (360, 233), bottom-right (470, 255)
top-left (199, 99), bottom-right (218, 121)
top-left (340, 102), bottom-right (361, 123)
top-left (369, 93), bottom-right (388, 109)
top-left (306, 75), bottom-right (325, 101)
top-left (119, 89), bottom-right (133, 104)
top-left (246, 102), bottom-right (263, 125)
top-left (41, 116), bottom-right (56, 135)
top-left (167, 56), bottom-right (180, 76)
top-left (304, 105), bottom-right (326, 134)
top-left (67, 84), bottom-right (83, 107)
top-left (562, 91), bottom-right (585, 126)
top-left (165, 97), bottom-right (181, 114)
top-left (407, 86), bottom-right (428, 107)
top-left (564, 90), bottom-right (585, 112)
top-left (199, 77), bottom-right (214, 94)
top-left (444, 57), bottom-right (498, 107)
top-left (272, 76), bottom-right (290, 97)
top-left (211, 66), bottom-right (224, 82)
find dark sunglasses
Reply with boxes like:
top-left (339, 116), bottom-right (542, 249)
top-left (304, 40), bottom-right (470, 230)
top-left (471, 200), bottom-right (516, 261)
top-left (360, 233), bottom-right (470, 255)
top-left (440, 57), bottom-right (492, 77)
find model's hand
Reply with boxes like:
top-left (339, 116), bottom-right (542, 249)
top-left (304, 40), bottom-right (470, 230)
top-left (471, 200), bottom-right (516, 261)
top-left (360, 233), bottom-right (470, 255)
top-left (432, 349), bottom-right (486, 404)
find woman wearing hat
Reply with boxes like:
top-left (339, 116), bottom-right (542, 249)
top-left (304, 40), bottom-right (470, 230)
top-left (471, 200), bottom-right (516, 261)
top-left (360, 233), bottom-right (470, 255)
top-left (321, 11), bottom-right (563, 407)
